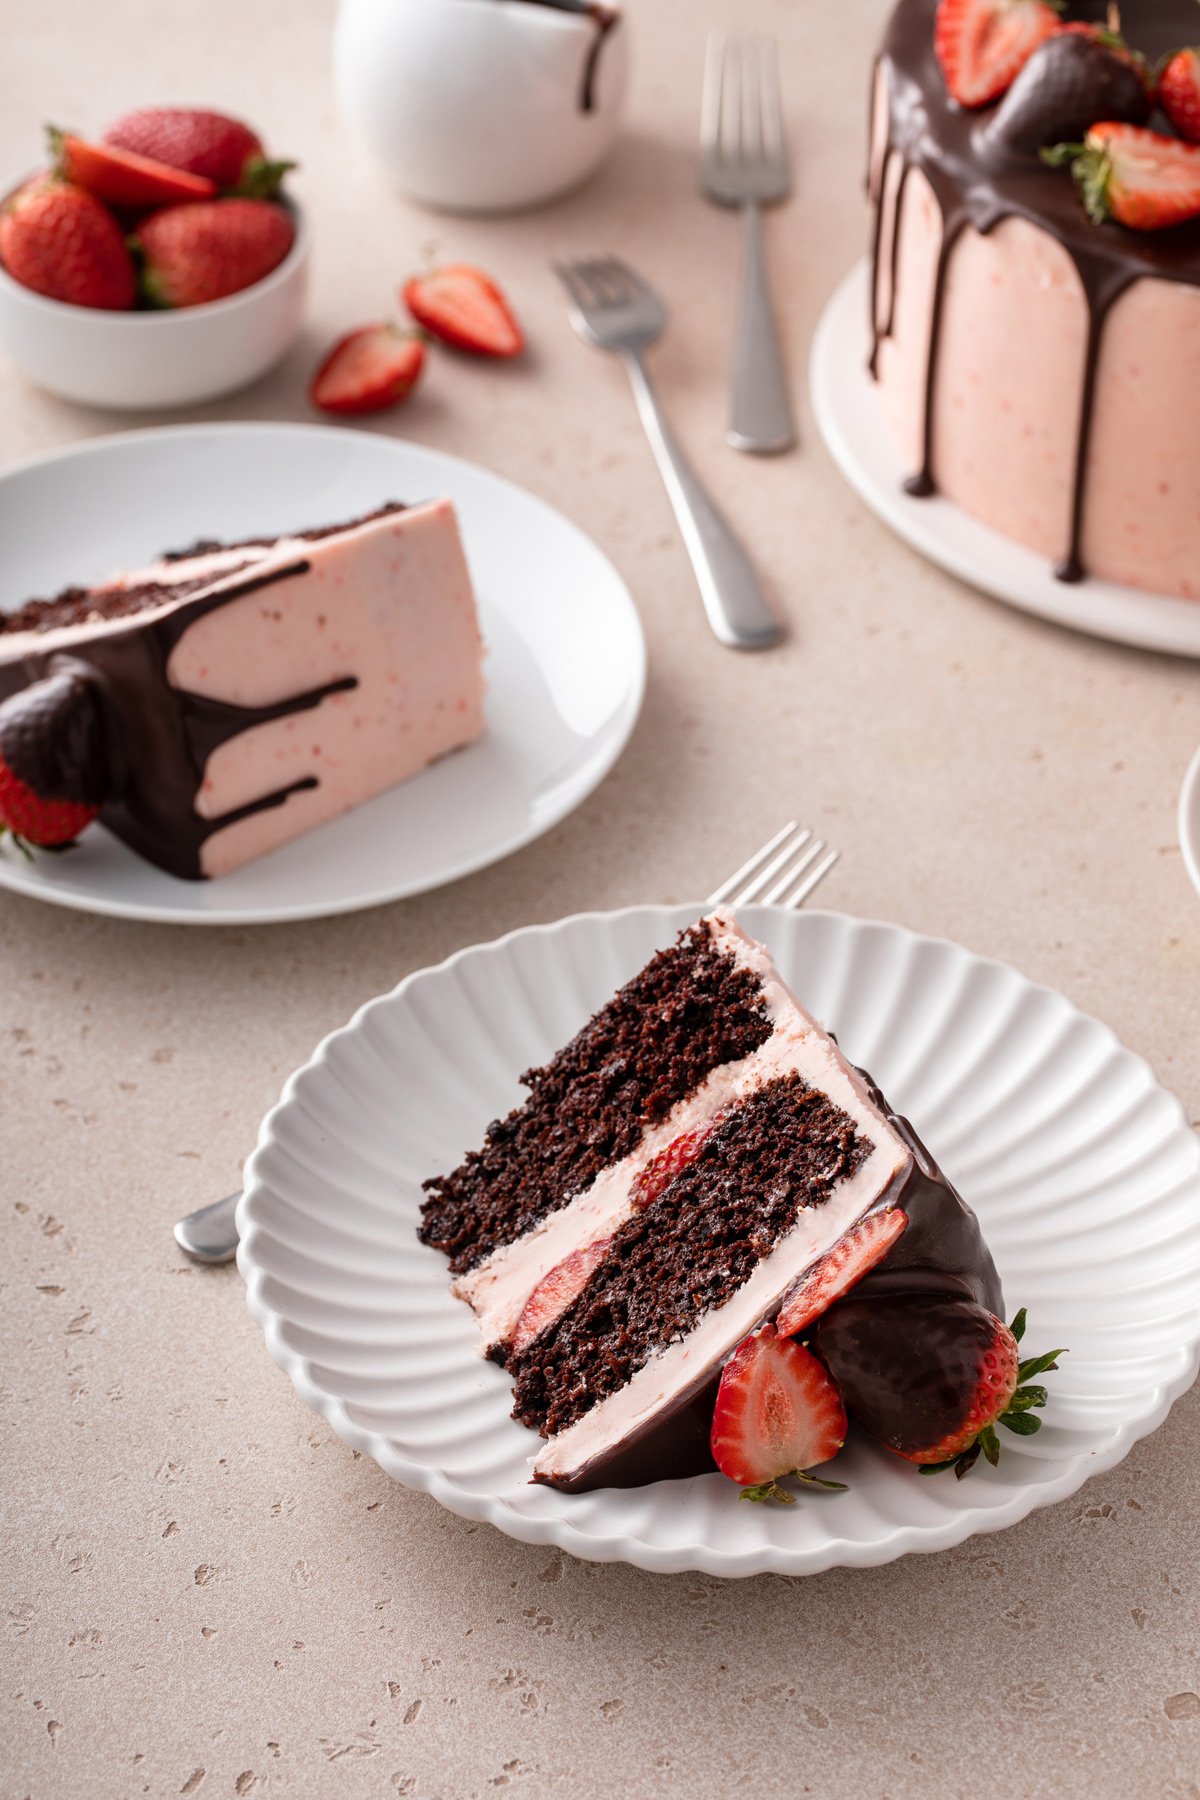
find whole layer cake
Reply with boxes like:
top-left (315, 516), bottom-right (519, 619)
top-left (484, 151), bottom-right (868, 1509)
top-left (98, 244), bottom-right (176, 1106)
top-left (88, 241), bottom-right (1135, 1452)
top-left (0, 500), bottom-right (485, 876)
top-left (420, 912), bottom-right (1011, 1494)
top-left (868, 0), bottom-right (1200, 596)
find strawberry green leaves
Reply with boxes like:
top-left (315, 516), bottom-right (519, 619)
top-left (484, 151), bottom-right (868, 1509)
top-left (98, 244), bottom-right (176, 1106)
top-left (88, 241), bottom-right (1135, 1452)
top-left (738, 1471), bottom-right (850, 1506)
top-left (919, 1308), bottom-right (1066, 1477)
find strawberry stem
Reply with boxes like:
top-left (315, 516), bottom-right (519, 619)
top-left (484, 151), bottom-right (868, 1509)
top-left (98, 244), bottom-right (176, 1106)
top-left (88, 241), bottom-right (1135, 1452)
top-left (738, 1469), bottom-right (849, 1505)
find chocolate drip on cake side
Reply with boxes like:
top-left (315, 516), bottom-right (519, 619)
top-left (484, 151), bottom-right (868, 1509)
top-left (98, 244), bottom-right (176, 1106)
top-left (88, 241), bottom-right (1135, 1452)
top-left (868, 0), bottom-right (1200, 583)
top-left (480, 0), bottom-right (619, 112)
top-left (0, 559), bottom-right (359, 879)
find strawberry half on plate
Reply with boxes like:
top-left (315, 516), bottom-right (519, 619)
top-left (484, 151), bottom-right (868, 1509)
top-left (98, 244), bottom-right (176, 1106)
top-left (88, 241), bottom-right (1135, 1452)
top-left (710, 1324), bottom-right (848, 1506)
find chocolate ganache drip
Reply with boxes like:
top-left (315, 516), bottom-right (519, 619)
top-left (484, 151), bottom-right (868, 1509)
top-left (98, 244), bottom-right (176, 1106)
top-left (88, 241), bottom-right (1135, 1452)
top-left (0, 559), bottom-right (361, 880)
top-left (869, 0), bottom-right (1200, 583)
top-left (489, 0), bottom-right (620, 113)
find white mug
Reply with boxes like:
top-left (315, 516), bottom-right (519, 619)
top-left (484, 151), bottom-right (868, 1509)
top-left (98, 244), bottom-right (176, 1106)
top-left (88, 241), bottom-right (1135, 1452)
top-left (334, 0), bottom-right (630, 213)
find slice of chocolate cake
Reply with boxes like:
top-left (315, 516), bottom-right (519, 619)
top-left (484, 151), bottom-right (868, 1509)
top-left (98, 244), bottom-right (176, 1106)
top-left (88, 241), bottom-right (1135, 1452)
top-left (0, 500), bottom-right (485, 878)
top-left (421, 911), bottom-right (1003, 1494)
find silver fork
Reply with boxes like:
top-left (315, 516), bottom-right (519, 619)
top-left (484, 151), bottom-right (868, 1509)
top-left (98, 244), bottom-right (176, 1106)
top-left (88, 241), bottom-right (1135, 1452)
top-left (707, 818), bottom-right (838, 908)
top-left (701, 33), bottom-right (795, 455)
top-left (554, 254), bottom-right (783, 653)
top-left (173, 821), bottom-right (838, 1264)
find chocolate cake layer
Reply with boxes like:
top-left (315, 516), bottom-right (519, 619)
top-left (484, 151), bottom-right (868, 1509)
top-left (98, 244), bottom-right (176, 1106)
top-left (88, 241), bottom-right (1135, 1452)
top-left (506, 1072), bottom-right (871, 1439)
top-left (419, 922), bottom-right (774, 1275)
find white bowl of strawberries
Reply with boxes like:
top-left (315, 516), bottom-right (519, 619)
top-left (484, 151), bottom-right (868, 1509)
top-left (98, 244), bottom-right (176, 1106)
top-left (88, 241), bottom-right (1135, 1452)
top-left (0, 107), bottom-right (308, 410)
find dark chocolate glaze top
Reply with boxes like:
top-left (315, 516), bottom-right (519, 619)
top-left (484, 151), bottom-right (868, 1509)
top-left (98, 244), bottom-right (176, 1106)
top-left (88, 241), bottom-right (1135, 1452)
top-left (872, 0), bottom-right (1200, 582)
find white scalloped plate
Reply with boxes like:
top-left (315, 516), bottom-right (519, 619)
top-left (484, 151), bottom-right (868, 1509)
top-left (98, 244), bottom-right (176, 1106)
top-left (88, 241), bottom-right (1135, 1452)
top-left (811, 263), bottom-right (1200, 659)
top-left (1179, 744), bottom-right (1200, 902)
top-left (238, 906), bottom-right (1200, 1577)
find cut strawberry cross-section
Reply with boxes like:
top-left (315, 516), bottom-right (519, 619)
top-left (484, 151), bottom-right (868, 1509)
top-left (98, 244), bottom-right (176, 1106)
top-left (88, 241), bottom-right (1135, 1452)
top-left (1042, 123), bottom-right (1200, 231)
top-left (935, 0), bottom-right (1062, 108)
top-left (777, 1206), bottom-right (909, 1338)
top-left (710, 1323), bottom-right (848, 1505)
top-left (403, 263), bottom-right (524, 359)
top-left (628, 1111), bottom-right (726, 1212)
top-left (509, 1237), bottom-right (611, 1356)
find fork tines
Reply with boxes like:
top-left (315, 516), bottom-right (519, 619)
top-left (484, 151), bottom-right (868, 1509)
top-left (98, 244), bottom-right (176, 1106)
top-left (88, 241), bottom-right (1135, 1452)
top-left (701, 33), bottom-right (788, 199)
top-left (707, 821), bottom-right (839, 910)
top-left (553, 255), bottom-right (644, 310)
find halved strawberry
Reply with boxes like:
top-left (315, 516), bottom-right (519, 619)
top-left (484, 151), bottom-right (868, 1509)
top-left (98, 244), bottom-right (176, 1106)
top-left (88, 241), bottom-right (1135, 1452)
top-left (310, 325), bottom-right (426, 415)
top-left (1160, 48), bottom-right (1200, 145)
top-left (1043, 122), bottom-right (1200, 229)
top-left (49, 128), bottom-right (216, 209)
top-left (776, 1207), bottom-right (909, 1338)
top-left (710, 1323), bottom-right (848, 1505)
top-left (510, 1237), bottom-right (610, 1355)
top-left (628, 1112), bottom-right (726, 1211)
top-left (403, 263), bottom-right (523, 358)
top-left (935, 0), bottom-right (1062, 108)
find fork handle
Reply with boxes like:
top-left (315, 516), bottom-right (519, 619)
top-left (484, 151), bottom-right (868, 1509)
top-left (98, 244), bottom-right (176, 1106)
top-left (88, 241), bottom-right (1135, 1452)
top-left (728, 202), bottom-right (796, 456)
top-left (622, 352), bottom-right (783, 652)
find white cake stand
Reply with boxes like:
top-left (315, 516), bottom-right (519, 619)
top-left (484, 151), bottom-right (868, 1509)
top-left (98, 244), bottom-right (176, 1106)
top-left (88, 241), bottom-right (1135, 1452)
top-left (810, 262), bottom-right (1200, 660)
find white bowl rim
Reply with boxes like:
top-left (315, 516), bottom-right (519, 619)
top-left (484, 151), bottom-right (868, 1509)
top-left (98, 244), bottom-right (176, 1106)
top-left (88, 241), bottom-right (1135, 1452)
top-left (0, 184), bottom-right (308, 324)
top-left (425, 0), bottom-right (626, 39)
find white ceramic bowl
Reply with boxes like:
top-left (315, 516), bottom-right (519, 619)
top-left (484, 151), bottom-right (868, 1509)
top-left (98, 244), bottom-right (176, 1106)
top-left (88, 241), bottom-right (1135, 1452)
top-left (334, 0), bottom-right (629, 213)
top-left (0, 196), bottom-right (309, 409)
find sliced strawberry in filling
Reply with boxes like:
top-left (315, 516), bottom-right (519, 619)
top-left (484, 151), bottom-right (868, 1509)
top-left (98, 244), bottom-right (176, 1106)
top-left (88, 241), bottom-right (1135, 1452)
top-left (628, 1109), bottom-right (727, 1211)
top-left (776, 1206), bottom-right (909, 1338)
top-left (509, 1237), bottom-right (611, 1356)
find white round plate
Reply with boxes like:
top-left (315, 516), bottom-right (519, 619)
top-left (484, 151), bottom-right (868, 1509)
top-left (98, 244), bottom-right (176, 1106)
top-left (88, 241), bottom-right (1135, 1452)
top-left (811, 263), bottom-right (1200, 660)
top-left (0, 423), bottom-right (645, 925)
top-left (1179, 744), bottom-right (1200, 901)
top-left (238, 904), bottom-right (1200, 1578)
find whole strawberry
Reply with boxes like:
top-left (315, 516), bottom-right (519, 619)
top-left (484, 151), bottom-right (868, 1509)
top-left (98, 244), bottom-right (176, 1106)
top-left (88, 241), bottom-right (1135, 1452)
top-left (103, 106), bottom-right (293, 197)
top-left (812, 1298), bottom-right (1064, 1478)
top-left (0, 176), bottom-right (135, 309)
top-left (1160, 48), bottom-right (1200, 145)
top-left (135, 199), bottom-right (295, 308)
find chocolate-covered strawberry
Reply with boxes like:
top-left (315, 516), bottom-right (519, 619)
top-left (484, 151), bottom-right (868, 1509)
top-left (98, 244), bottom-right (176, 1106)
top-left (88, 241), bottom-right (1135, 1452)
top-left (0, 670), bottom-right (110, 853)
top-left (978, 29), bottom-right (1152, 161)
top-left (812, 1299), bottom-right (1065, 1478)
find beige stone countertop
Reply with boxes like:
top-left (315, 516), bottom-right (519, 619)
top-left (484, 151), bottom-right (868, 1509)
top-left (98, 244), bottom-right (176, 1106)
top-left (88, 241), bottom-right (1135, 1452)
top-left (4, 1), bottom-right (1200, 1794)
